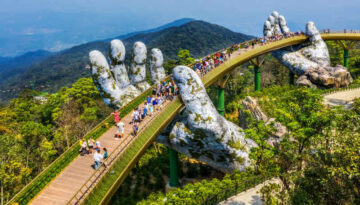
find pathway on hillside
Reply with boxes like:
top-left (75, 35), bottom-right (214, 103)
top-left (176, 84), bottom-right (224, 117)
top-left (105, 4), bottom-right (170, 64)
top-left (323, 87), bottom-right (360, 108)
top-left (218, 179), bottom-right (280, 205)
top-left (29, 45), bottom-right (253, 205)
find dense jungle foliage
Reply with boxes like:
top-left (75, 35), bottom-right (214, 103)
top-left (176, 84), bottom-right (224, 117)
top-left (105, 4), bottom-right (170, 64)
top-left (1, 38), bottom-right (360, 205)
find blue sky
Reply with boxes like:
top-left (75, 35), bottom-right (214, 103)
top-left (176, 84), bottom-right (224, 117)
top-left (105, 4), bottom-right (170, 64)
top-left (1, 0), bottom-right (359, 56)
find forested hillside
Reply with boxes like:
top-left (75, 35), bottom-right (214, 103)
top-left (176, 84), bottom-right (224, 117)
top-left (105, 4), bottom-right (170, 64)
top-left (0, 20), bottom-right (253, 103)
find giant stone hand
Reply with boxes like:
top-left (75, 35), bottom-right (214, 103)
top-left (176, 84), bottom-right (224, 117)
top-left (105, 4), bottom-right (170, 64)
top-left (90, 40), bottom-right (160, 109)
top-left (157, 66), bottom-right (257, 173)
top-left (264, 11), bottom-right (353, 88)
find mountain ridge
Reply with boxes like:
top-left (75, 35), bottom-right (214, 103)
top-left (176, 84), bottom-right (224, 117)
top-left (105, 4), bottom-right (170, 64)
top-left (0, 20), bottom-right (253, 103)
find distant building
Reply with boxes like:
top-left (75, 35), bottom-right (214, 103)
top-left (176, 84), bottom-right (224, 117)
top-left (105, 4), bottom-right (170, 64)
top-left (33, 96), bottom-right (47, 104)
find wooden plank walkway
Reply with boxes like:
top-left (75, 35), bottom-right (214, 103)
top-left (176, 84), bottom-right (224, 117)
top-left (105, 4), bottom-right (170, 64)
top-left (323, 87), bottom-right (360, 108)
top-left (30, 100), bottom-right (168, 205)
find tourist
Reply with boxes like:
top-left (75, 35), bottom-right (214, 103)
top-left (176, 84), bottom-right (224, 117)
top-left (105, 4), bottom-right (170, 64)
top-left (158, 96), bottom-right (163, 109)
top-left (95, 140), bottom-right (101, 151)
top-left (102, 148), bottom-right (108, 168)
top-left (152, 97), bottom-right (158, 111)
top-left (111, 110), bottom-right (120, 124)
top-left (93, 149), bottom-right (103, 170)
top-left (88, 137), bottom-right (95, 154)
top-left (142, 106), bottom-right (147, 119)
top-left (148, 103), bottom-right (154, 116)
top-left (132, 108), bottom-right (140, 123)
top-left (147, 95), bottom-right (152, 104)
top-left (80, 138), bottom-right (88, 156)
top-left (103, 148), bottom-right (108, 159)
top-left (133, 122), bottom-right (139, 136)
top-left (117, 121), bottom-right (124, 139)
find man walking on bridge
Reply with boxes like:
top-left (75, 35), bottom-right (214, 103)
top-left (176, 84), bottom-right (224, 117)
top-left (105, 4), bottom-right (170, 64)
top-left (93, 149), bottom-right (104, 170)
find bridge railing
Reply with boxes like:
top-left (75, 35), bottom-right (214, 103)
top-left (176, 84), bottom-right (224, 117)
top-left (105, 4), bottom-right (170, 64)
top-left (76, 97), bottom-right (184, 205)
top-left (7, 75), bottom-right (171, 205)
top-left (11, 30), bottom-right (355, 204)
top-left (320, 29), bottom-right (360, 34)
top-left (201, 174), bottom-right (270, 205)
top-left (9, 34), bottom-right (250, 204)
top-left (67, 95), bottom-right (181, 204)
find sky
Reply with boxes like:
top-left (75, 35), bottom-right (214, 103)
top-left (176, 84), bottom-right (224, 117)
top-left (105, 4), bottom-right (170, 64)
top-left (0, 0), bottom-right (359, 56)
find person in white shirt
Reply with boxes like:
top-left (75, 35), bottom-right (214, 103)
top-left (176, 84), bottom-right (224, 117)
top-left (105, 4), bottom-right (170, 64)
top-left (117, 121), bottom-right (124, 139)
top-left (93, 149), bottom-right (104, 170)
top-left (96, 140), bottom-right (101, 149)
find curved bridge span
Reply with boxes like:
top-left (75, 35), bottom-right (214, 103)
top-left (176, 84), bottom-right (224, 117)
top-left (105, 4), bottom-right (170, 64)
top-left (9, 33), bottom-right (360, 205)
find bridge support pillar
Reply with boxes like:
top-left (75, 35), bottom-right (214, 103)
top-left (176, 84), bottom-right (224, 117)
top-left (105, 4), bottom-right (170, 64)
top-left (251, 56), bottom-right (266, 91)
top-left (217, 87), bottom-right (225, 116)
top-left (289, 71), bottom-right (295, 85)
top-left (169, 148), bottom-right (180, 187)
top-left (254, 65), bottom-right (261, 91)
top-left (344, 48), bottom-right (349, 68)
top-left (335, 40), bottom-right (355, 68)
top-left (216, 74), bottom-right (230, 117)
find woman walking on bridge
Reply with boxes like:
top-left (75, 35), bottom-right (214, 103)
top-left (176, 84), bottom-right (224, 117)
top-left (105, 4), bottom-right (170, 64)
top-left (112, 110), bottom-right (120, 124)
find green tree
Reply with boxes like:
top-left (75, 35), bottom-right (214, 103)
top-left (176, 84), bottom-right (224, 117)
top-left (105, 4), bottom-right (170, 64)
top-left (178, 49), bottom-right (194, 65)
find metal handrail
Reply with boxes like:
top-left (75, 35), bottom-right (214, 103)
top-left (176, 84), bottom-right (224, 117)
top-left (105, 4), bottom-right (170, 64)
top-left (67, 99), bottom-right (176, 204)
top-left (68, 31), bottom-right (360, 204)
top-left (7, 76), bottom-right (170, 205)
top-left (11, 31), bottom-right (360, 204)
top-left (201, 174), bottom-right (270, 205)
top-left (7, 114), bottom-right (113, 205)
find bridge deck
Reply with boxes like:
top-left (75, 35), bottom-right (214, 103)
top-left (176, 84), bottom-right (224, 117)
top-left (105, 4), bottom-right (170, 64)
top-left (30, 100), bottom-right (168, 205)
top-left (29, 44), bottom-right (253, 205)
top-left (26, 32), bottom-right (360, 205)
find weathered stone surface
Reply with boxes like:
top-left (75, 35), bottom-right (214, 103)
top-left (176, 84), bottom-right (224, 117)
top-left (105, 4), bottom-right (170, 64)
top-left (238, 96), bottom-right (287, 146)
top-left (130, 41), bottom-right (150, 91)
top-left (109, 40), bottom-right (130, 89)
top-left (241, 96), bottom-right (268, 123)
top-left (157, 66), bottom-right (257, 173)
top-left (149, 48), bottom-right (166, 83)
top-left (89, 50), bottom-right (140, 109)
top-left (264, 11), bottom-right (353, 88)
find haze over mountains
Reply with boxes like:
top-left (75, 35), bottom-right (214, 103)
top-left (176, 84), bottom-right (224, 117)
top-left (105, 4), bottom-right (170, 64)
top-left (0, 19), bottom-right (253, 103)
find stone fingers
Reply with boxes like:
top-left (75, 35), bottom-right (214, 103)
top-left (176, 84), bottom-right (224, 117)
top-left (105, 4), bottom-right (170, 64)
top-left (130, 41), bottom-right (150, 91)
top-left (166, 65), bottom-right (257, 173)
top-left (90, 50), bottom-right (125, 108)
top-left (302, 22), bottom-right (331, 67)
top-left (109, 40), bottom-right (131, 89)
top-left (150, 48), bottom-right (166, 83)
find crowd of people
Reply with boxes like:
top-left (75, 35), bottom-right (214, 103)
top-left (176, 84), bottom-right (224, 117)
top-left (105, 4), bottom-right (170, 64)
top-left (83, 31), bottom-right (309, 171)
top-left (190, 31), bottom-right (306, 77)
top-left (128, 80), bottom-right (178, 136)
top-left (78, 137), bottom-right (108, 170)
top-left (192, 50), bottom-right (230, 76)
top-left (82, 80), bottom-right (179, 170)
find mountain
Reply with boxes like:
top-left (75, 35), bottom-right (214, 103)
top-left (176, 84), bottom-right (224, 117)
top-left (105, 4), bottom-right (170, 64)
top-left (0, 20), bottom-right (253, 103)
top-left (0, 56), bottom-right (12, 63)
top-left (0, 18), bottom-right (193, 85)
top-left (111, 18), bottom-right (194, 41)
top-left (0, 50), bottom-right (53, 72)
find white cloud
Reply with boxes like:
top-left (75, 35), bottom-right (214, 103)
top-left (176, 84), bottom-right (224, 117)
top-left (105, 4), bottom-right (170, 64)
top-left (23, 27), bottom-right (61, 35)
